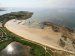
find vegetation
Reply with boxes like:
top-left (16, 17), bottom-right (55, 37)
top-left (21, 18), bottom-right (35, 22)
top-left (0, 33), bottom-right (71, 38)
top-left (0, 11), bottom-right (33, 26)
top-left (0, 27), bottom-right (52, 56)
top-left (0, 11), bottom-right (52, 56)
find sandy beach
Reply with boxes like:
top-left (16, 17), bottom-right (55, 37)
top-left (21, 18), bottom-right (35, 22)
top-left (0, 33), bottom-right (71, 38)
top-left (5, 19), bottom-right (75, 54)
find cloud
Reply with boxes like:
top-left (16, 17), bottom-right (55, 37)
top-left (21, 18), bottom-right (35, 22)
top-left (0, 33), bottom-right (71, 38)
top-left (0, 0), bottom-right (59, 7)
top-left (0, 0), bottom-right (75, 8)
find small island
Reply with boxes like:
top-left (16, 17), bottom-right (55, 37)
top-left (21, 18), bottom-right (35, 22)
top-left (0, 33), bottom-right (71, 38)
top-left (0, 11), bottom-right (33, 26)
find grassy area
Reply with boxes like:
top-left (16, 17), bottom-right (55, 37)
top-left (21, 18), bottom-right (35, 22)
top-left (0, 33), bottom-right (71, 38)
top-left (0, 27), bottom-right (52, 56)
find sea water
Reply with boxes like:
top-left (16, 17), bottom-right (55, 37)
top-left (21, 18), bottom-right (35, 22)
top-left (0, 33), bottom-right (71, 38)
top-left (0, 7), bottom-right (75, 29)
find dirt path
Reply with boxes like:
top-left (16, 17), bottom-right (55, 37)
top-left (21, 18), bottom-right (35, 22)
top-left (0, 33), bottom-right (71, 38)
top-left (5, 19), bottom-right (75, 54)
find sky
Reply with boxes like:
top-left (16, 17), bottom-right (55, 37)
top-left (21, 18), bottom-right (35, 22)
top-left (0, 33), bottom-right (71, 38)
top-left (0, 0), bottom-right (75, 8)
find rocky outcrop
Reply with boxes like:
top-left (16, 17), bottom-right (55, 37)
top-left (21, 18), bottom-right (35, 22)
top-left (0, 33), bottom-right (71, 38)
top-left (0, 11), bottom-right (33, 26)
top-left (41, 21), bottom-right (60, 32)
top-left (41, 21), bottom-right (75, 55)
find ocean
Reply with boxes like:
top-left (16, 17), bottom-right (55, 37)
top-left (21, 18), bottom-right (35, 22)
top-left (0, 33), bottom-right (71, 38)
top-left (0, 7), bottom-right (75, 29)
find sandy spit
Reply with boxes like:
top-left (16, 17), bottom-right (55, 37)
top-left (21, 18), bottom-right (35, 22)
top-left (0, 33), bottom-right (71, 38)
top-left (5, 19), bottom-right (75, 54)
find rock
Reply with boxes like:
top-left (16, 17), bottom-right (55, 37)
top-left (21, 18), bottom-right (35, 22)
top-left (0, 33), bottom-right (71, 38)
top-left (72, 39), bottom-right (75, 48)
top-left (59, 38), bottom-right (65, 47)
top-left (41, 21), bottom-right (60, 32)
top-left (51, 25), bottom-right (60, 32)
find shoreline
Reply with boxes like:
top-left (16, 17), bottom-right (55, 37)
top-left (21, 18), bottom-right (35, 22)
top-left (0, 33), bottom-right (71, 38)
top-left (5, 19), bottom-right (75, 54)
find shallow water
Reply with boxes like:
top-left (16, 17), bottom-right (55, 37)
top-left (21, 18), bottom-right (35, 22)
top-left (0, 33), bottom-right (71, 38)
top-left (0, 7), bottom-right (75, 29)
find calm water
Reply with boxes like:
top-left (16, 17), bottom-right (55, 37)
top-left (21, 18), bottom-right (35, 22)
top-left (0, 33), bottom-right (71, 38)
top-left (0, 7), bottom-right (75, 29)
